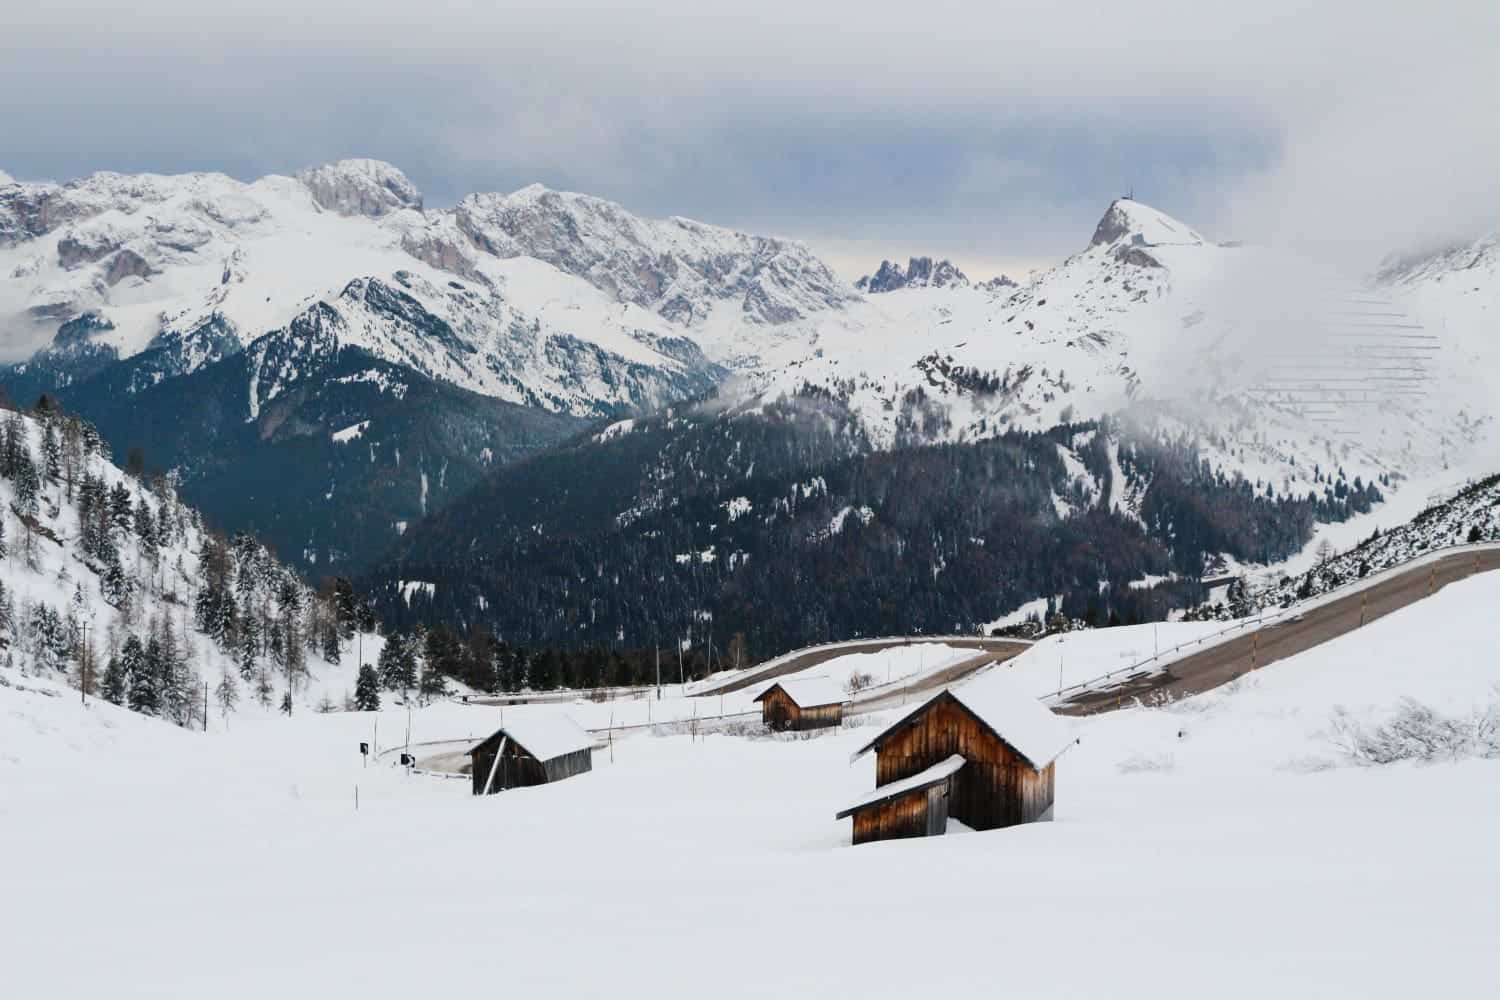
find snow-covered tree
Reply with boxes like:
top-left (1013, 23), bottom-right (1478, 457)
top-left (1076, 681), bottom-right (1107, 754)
top-left (354, 665), bottom-right (381, 711)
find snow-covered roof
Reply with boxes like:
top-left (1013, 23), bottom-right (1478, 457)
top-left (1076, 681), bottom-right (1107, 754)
top-left (753, 676), bottom-right (846, 708)
top-left (835, 754), bottom-right (966, 819)
top-left (467, 711), bottom-right (593, 763)
top-left (854, 673), bottom-right (1074, 770)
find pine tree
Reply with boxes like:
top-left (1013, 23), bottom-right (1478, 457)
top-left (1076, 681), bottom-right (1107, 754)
top-left (239, 615), bottom-right (259, 681)
top-left (101, 548), bottom-right (130, 607)
top-left (42, 420), bottom-right (62, 481)
top-left (378, 633), bottom-right (418, 696)
top-left (123, 635), bottom-right (158, 714)
top-left (0, 410), bottom-right (23, 478)
top-left (0, 580), bottom-right (12, 639)
top-left (108, 481), bottom-right (133, 536)
top-left (214, 669), bottom-right (239, 722)
top-left (13, 448), bottom-right (40, 517)
top-left (133, 496), bottom-right (157, 559)
top-left (418, 667), bottom-right (449, 706)
top-left (354, 665), bottom-right (381, 711)
top-left (101, 654), bottom-right (128, 705)
top-left (321, 622), bottom-right (341, 665)
top-left (254, 667), bottom-right (274, 709)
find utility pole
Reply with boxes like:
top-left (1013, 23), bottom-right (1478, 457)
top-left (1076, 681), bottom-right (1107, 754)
top-left (655, 644), bottom-right (661, 700)
top-left (1056, 637), bottom-right (1066, 696)
top-left (203, 680), bottom-right (209, 732)
top-left (677, 639), bottom-right (684, 694)
top-left (79, 621), bottom-right (91, 706)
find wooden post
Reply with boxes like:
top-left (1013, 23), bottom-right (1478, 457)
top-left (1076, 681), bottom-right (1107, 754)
top-left (1360, 591), bottom-right (1367, 627)
top-left (1429, 564), bottom-right (1435, 596)
top-left (481, 736), bottom-right (507, 795)
top-left (355, 785), bottom-right (359, 811)
top-left (1251, 630), bottom-right (1258, 671)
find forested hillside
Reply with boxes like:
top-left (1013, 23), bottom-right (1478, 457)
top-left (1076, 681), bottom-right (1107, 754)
top-left (0, 399), bottom-right (389, 724)
top-left (367, 392), bottom-right (1383, 661)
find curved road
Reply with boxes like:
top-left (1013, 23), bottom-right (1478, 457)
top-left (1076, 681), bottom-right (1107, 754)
top-left (696, 637), bottom-right (1029, 696)
top-left (1058, 549), bottom-right (1500, 715)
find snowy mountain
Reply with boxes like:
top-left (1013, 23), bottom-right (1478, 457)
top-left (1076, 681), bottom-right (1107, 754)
top-left (0, 161), bottom-right (777, 408)
top-left (856, 256), bottom-right (971, 292)
top-left (735, 199), bottom-right (1497, 497)
top-left (0, 160), bottom-right (863, 568)
top-left (4, 163), bottom-right (1497, 582)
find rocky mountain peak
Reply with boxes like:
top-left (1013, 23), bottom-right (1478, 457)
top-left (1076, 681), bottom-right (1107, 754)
top-left (856, 256), bottom-right (969, 293)
top-left (0, 168), bottom-right (14, 186)
top-left (1089, 198), bottom-right (1204, 250)
top-left (297, 159), bottom-right (423, 218)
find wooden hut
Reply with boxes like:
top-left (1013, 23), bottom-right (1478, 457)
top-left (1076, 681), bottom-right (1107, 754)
top-left (753, 677), bottom-right (846, 731)
top-left (466, 712), bottom-right (594, 796)
top-left (835, 754), bottom-right (966, 844)
top-left (838, 674), bottom-right (1073, 844)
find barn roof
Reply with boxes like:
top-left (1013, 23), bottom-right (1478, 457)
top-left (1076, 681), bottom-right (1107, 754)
top-left (752, 676), bottom-right (846, 708)
top-left (852, 673), bottom-right (1074, 771)
top-left (835, 754), bottom-right (966, 819)
top-left (466, 711), bottom-right (593, 763)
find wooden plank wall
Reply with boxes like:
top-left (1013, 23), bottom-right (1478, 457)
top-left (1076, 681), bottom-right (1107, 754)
top-left (542, 748), bottom-right (594, 783)
top-left (795, 703), bottom-right (843, 731)
top-left (874, 696), bottom-right (1054, 831)
top-left (761, 688), bottom-right (798, 730)
top-left (851, 787), bottom-right (934, 845)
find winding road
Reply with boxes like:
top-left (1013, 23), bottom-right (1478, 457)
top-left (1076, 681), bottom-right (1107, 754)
top-left (694, 636), bottom-right (1029, 696)
top-left (1057, 548), bottom-right (1500, 715)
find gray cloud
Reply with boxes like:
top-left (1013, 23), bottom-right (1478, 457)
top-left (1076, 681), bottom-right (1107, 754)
top-left (3, 1), bottom-right (1496, 270)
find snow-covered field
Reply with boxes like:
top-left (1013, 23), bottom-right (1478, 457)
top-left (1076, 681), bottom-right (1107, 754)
top-left (4, 576), bottom-right (1499, 998)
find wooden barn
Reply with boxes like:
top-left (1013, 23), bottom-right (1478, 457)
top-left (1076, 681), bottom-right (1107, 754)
top-left (753, 677), bottom-right (846, 731)
top-left (466, 712), bottom-right (594, 796)
top-left (838, 674), bottom-right (1073, 845)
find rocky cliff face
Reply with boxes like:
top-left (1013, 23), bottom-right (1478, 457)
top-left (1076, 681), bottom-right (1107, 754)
top-left (296, 159), bottom-right (424, 218)
top-left (450, 184), bottom-right (852, 325)
top-left (856, 255), bottom-right (970, 292)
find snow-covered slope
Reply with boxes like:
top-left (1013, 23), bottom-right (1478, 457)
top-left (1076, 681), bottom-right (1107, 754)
top-left (4, 563), bottom-right (1498, 998)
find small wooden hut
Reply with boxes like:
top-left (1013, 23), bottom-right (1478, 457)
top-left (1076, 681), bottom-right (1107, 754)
top-left (836, 754), bottom-right (966, 844)
top-left (839, 674), bottom-right (1072, 844)
top-left (467, 712), bottom-right (594, 796)
top-left (754, 677), bottom-right (846, 731)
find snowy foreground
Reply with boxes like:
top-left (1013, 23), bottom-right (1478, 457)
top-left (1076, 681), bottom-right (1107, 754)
top-left (5, 580), bottom-right (1500, 997)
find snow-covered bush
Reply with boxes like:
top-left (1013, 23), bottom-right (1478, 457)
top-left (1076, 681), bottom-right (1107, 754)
top-left (1329, 695), bottom-right (1500, 764)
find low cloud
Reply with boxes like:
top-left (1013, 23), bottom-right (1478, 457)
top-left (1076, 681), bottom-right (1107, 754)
top-left (3, 1), bottom-right (1496, 266)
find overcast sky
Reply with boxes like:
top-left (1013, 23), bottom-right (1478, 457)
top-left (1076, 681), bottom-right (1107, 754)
top-left (4, 1), bottom-right (1497, 279)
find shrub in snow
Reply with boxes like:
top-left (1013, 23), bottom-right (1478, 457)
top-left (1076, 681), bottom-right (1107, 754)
top-left (1329, 695), bottom-right (1500, 765)
top-left (1116, 752), bottom-right (1176, 774)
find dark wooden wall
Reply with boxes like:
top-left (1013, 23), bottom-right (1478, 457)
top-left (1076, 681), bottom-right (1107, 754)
top-left (873, 696), bottom-right (1054, 831)
top-left (761, 688), bottom-right (843, 731)
top-left (471, 738), bottom-right (592, 795)
top-left (795, 702), bottom-right (843, 730)
top-left (761, 687), bottom-right (799, 731)
top-left (541, 747), bottom-right (593, 783)
top-left (851, 784), bottom-right (944, 845)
